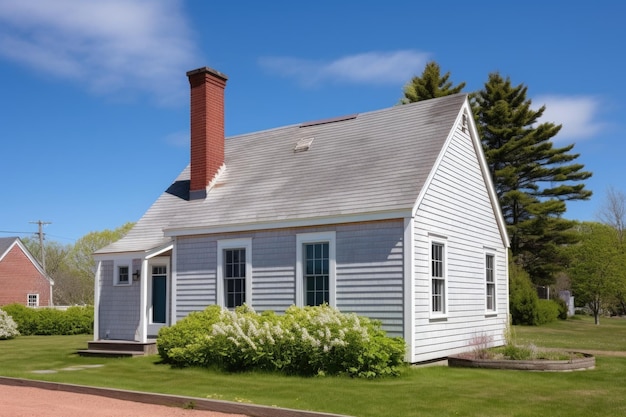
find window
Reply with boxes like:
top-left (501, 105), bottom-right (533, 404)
top-left (27, 293), bottom-right (39, 307)
top-left (217, 238), bottom-right (252, 309)
top-left (224, 248), bottom-right (246, 308)
top-left (304, 243), bottom-right (329, 306)
top-left (115, 264), bottom-right (131, 285)
top-left (431, 242), bottom-right (446, 314)
top-left (296, 232), bottom-right (336, 307)
top-left (485, 254), bottom-right (496, 311)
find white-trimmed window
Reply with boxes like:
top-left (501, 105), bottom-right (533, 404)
top-left (296, 232), bottom-right (336, 307)
top-left (217, 238), bottom-right (252, 309)
top-left (115, 262), bottom-right (131, 286)
top-left (27, 293), bottom-right (39, 307)
top-left (485, 253), bottom-right (496, 312)
top-left (431, 241), bottom-right (446, 314)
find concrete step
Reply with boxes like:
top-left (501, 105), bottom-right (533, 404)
top-left (76, 340), bottom-right (157, 357)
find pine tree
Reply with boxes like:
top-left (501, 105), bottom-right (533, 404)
top-left (401, 61), bottom-right (466, 103)
top-left (473, 73), bottom-right (592, 285)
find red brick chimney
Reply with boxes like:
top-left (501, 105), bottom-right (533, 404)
top-left (186, 67), bottom-right (228, 200)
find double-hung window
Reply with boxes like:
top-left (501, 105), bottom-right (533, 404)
top-left (217, 238), bottom-right (252, 309)
top-left (431, 242), bottom-right (446, 314)
top-left (304, 242), bottom-right (329, 306)
top-left (485, 254), bottom-right (496, 312)
top-left (224, 248), bottom-right (246, 308)
top-left (296, 232), bottom-right (336, 307)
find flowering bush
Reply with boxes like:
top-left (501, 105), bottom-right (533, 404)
top-left (0, 309), bottom-right (20, 340)
top-left (157, 304), bottom-right (405, 378)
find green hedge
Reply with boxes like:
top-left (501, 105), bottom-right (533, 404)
top-left (158, 304), bottom-right (406, 378)
top-left (0, 304), bottom-right (93, 335)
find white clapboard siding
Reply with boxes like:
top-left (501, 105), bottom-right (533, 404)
top-left (411, 120), bottom-right (508, 362)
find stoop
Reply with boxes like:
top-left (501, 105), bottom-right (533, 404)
top-left (77, 340), bottom-right (157, 358)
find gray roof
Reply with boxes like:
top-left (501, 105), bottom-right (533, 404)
top-left (0, 237), bottom-right (19, 259)
top-left (96, 94), bottom-right (467, 255)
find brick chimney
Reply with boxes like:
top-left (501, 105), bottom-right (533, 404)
top-left (186, 66), bottom-right (228, 200)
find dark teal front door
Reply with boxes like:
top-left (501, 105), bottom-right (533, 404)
top-left (151, 266), bottom-right (167, 324)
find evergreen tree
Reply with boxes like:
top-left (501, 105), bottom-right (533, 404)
top-left (401, 61), bottom-right (466, 103)
top-left (473, 73), bottom-right (592, 285)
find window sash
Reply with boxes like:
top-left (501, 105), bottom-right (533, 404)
top-left (431, 242), bottom-right (446, 313)
top-left (304, 242), bottom-right (329, 306)
top-left (27, 293), bottom-right (38, 307)
top-left (224, 248), bottom-right (246, 309)
top-left (486, 254), bottom-right (496, 311)
top-left (118, 265), bottom-right (129, 283)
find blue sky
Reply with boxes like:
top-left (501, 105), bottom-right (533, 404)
top-left (0, 0), bottom-right (623, 244)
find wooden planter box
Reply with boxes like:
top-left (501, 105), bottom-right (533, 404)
top-left (448, 353), bottom-right (595, 371)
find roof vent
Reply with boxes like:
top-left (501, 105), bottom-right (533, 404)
top-left (294, 137), bottom-right (314, 152)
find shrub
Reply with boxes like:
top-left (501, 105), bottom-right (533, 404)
top-left (537, 299), bottom-right (560, 325)
top-left (157, 304), bottom-right (405, 378)
top-left (1, 304), bottom-right (37, 335)
top-left (0, 310), bottom-right (20, 340)
top-left (553, 296), bottom-right (569, 320)
top-left (0, 304), bottom-right (93, 335)
top-left (509, 263), bottom-right (539, 325)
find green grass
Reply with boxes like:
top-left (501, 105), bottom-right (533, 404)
top-left (512, 315), bottom-right (626, 351)
top-left (0, 316), bottom-right (625, 417)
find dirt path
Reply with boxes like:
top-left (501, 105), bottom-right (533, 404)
top-left (0, 384), bottom-right (248, 417)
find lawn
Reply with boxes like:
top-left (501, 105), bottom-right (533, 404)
top-left (0, 316), bottom-right (625, 417)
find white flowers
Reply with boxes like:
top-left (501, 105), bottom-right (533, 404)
top-left (0, 310), bottom-right (20, 340)
top-left (158, 303), bottom-right (405, 377)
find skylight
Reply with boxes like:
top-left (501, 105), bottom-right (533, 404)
top-left (299, 114), bottom-right (357, 128)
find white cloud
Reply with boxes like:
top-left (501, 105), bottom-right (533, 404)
top-left (534, 95), bottom-right (605, 141)
top-left (259, 50), bottom-right (430, 87)
top-left (0, 0), bottom-right (197, 105)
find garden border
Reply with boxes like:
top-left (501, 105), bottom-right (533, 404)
top-left (447, 352), bottom-right (595, 371)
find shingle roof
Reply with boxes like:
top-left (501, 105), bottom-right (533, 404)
top-left (96, 94), bottom-right (467, 254)
top-left (0, 237), bottom-right (19, 259)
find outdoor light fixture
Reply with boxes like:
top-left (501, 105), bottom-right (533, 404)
top-left (132, 270), bottom-right (141, 281)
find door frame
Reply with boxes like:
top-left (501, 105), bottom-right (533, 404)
top-left (147, 256), bottom-right (170, 337)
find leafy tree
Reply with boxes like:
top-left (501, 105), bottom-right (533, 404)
top-left (65, 222), bottom-right (134, 282)
top-left (23, 223), bottom-right (134, 305)
top-left (596, 186), bottom-right (626, 314)
top-left (400, 61), bottom-right (466, 103)
top-left (472, 73), bottom-right (592, 285)
top-left (565, 222), bottom-right (625, 325)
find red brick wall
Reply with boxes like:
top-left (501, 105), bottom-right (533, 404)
top-left (188, 67), bottom-right (228, 194)
top-left (0, 245), bottom-right (52, 307)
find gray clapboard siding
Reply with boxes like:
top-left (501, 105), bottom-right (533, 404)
top-left (336, 221), bottom-right (404, 336)
top-left (175, 236), bottom-right (217, 319)
top-left (97, 260), bottom-right (140, 340)
top-left (172, 221), bottom-right (406, 335)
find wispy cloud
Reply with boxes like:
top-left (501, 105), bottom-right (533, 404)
top-left (0, 0), bottom-right (197, 105)
top-left (259, 50), bottom-right (430, 87)
top-left (534, 95), bottom-right (606, 141)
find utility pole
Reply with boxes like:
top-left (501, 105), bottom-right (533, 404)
top-left (30, 220), bottom-right (51, 273)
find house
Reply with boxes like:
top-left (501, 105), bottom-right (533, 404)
top-left (93, 67), bottom-right (510, 363)
top-left (0, 237), bottom-right (54, 307)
